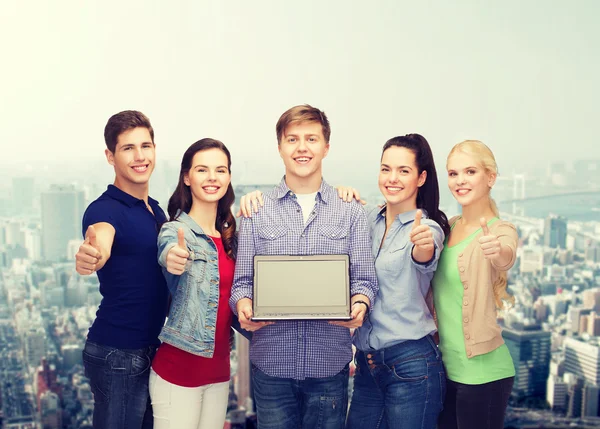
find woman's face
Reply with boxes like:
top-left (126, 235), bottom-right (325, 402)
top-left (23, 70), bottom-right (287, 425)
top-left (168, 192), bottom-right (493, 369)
top-left (446, 151), bottom-right (495, 208)
top-left (184, 148), bottom-right (231, 205)
top-left (378, 146), bottom-right (426, 211)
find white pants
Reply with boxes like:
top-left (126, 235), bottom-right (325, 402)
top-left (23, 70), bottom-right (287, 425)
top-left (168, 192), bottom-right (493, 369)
top-left (149, 369), bottom-right (229, 429)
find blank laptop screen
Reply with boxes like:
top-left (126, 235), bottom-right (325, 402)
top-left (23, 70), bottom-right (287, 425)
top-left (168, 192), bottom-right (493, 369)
top-left (252, 255), bottom-right (350, 320)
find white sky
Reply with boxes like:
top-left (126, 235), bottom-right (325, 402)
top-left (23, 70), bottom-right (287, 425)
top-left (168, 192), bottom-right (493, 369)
top-left (1, 0), bottom-right (599, 186)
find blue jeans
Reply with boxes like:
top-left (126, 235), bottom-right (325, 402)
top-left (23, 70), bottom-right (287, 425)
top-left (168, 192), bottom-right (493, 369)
top-left (82, 340), bottom-right (156, 429)
top-left (346, 335), bottom-right (446, 429)
top-left (252, 364), bottom-right (349, 429)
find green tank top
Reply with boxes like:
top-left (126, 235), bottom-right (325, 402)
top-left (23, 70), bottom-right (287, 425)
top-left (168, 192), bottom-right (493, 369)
top-left (433, 218), bottom-right (515, 384)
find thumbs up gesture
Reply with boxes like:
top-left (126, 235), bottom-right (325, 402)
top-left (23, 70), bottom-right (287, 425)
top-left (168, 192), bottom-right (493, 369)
top-left (478, 217), bottom-right (501, 261)
top-left (76, 225), bottom-right (103, 275)
top-left (166, 228), bottom-right (190, 275)
top-left (410, 210), bottom-right (434, 251)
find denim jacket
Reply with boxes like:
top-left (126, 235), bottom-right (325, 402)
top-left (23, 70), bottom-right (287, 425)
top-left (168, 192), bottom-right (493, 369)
top-left (157, 212), bottom-right (226, 358)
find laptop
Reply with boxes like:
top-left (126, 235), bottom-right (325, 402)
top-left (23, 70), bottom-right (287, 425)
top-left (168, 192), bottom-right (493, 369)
top-left (251, 254), bottom-right (352, 321)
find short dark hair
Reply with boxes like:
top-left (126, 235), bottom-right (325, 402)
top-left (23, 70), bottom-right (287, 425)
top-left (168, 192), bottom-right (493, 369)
top-left (276, 104), bottom-right (331, 144)
top-left (104, 110), bottom-right (154, 153)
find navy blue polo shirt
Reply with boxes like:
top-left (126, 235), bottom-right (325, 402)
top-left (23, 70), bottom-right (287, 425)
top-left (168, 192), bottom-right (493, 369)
top-left (82, 185), bottom-right (169, 349)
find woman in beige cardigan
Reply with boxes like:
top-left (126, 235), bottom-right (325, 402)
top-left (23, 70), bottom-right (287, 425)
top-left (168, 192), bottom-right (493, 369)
top-left (433, 140), bottom-right (518, 429)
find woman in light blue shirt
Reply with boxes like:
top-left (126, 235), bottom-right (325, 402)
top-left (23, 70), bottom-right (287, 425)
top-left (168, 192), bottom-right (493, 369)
top-left (345, 134), bottom-right (450, 429)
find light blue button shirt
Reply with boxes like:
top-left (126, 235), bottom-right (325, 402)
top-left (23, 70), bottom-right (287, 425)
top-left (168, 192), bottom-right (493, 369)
top-left (353, 207), bottom-right (445, 351)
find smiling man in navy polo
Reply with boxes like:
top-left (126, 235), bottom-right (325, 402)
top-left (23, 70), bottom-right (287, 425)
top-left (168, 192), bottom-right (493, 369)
top-left (75, 110), bottom-right (169, 429)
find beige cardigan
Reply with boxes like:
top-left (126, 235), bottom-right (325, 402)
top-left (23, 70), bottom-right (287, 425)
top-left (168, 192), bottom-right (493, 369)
top-left (433, 216), bottom-right (518, 359)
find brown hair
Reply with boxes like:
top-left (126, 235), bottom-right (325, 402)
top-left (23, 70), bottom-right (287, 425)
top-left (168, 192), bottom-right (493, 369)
top-left (104, 110), bottom-right (154, 153)
top-left (275, 104), bottom-right (331, 144)
top-left (167, 138), bottom-right (237, 259)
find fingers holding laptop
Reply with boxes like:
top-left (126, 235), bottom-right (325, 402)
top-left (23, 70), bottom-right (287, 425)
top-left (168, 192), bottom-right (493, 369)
top-left (330, 295), bottom-right (370, 329)
top-left (237, 298), bottom-right (273, 331)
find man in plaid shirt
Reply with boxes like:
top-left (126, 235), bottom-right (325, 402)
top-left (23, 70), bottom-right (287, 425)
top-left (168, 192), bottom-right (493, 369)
top-left (229, 104), bottom-right (378, 429)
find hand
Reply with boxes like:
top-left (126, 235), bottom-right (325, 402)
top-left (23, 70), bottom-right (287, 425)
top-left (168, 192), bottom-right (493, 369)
top-left (237, 298), bottom-right (273, 332)
top-left (235, 191), bottom-right (264, 218)
top-left (75, 226), bottom-right (102, 275)
top-left (330, 300), bottom-right (369, 329)
top-left (410, 210), bottom-right (434, 251)
top-left (478, 217), bottom-right (502, 261)
top-left (166, 228), bottom-right (190, 275)
top-left (336, 186), bottom-right (367, 205)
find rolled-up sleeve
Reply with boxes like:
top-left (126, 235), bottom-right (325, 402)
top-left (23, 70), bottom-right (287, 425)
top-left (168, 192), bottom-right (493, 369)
top-left (348, 204), bottom-right (378, 305)
top-left (229, 216), bottom-right (256, 315)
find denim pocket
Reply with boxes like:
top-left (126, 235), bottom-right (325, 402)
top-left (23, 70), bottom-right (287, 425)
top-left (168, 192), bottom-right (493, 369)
top-left (389, 356), bottom-right (428, 382)
top-left (82, 350), bottom-right (111, 404)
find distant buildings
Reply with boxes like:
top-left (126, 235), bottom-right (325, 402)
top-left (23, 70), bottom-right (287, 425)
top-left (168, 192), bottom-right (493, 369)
top-left (41, 184), bottom-right (84, 261)
top-left (503, 325), bottom-right (551, 399)
top-left (544, 214), bottom-right (568, 249)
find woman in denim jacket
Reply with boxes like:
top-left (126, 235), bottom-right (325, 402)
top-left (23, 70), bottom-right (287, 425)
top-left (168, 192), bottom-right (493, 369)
top-left (150, 138), bottom-right (240, 429)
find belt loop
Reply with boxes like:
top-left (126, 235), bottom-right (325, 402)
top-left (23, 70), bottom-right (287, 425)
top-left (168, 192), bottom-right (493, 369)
top-left (426, 335), bottom-right (441, 359)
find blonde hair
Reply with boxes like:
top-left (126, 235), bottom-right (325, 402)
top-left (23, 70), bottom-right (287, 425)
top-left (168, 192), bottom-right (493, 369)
top-left (448, 140), bottom-right (514, 309)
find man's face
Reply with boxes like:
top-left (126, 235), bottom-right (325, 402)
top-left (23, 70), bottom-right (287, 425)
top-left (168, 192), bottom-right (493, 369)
top-left (105, 127), bottom-right (155, 187)
top-left (278, 121), bottom-right (329, 183)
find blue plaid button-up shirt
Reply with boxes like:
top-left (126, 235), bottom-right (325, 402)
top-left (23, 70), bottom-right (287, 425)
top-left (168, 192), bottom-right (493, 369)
top-left (230, 177), bottom-right (378, 380)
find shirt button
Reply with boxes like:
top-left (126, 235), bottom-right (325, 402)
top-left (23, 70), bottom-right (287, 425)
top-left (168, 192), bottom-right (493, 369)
top-left (301, 233), bottom-right (305, 237)
top-left (459, 253), bottom-right (463, 257)
top-left (367, 359), bottom-right (374, 364)
top-left (459, 267), bottom-right (465, 273)
top-left (467, 350), bottom-right (473, 357)
top-left (465, 334), bottom-right (470, 340)
top-left (297, 209), bottom-right (301, 213)
top-left (463, 317), bottom-right (469, 323)
top-left (463, 300), bottom-right (468, 306)
top-left (367, 354), bottom-right (373, 358)
top-left (331, 234), bottom-right (336, 237)
top-left (270, 234), bottom-right (275, 238)
top-left (463, 284), bottom-right (468, 290)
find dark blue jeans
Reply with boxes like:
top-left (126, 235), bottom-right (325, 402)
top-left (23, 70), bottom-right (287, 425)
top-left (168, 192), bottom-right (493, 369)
top-left (82, 340), bottom-right (156, 429)
top-left (346, 335), bottom-right (446, 429)
top-left (252, 364), bottom-right (349, 429)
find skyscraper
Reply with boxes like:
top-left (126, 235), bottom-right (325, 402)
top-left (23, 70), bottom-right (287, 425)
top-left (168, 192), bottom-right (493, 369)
top-left (544, 214), bottom-right (567, 249)
top-left (41, 184), bottom-right (85, 261)
top-left (564, 337), bottom-right (600, 386)
top-left (503, 324), bottom-right (551, 399)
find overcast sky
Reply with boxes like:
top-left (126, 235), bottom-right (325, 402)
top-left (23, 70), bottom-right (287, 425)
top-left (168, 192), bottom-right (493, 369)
top-left (1, 0), bottom-right (598, 187)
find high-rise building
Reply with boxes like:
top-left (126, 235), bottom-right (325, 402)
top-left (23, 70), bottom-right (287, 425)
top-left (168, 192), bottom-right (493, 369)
top-left (503, 325), bottom-right (551, 399)
top-left (41, 184), bottom-right (85, 261)
top-left (25, 327), bottom-right (46, 369)
top-left (547, 375), bottom-right (567, 411)
top-left (564, 337), bottom-right (600, 385)
top-left (544, 214), bottom-right (567, 249)
top-left (582, 384), bottom-right (600, 417)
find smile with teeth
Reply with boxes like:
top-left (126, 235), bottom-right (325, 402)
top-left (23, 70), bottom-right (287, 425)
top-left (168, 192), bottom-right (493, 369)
top-left (455, 189), bottom-right (470, 195)
top-left (294, 157), bottom-right (311, 164)
top-left (132, 165), bottom-right (148, 173)
top-left (386, 186), bottom-right (403, 193)
top-left (202, 186), bottom-right (220, 193)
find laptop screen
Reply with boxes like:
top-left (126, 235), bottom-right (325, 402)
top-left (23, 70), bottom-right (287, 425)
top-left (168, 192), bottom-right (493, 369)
top-left (252, 254), bottom-right (351, 320)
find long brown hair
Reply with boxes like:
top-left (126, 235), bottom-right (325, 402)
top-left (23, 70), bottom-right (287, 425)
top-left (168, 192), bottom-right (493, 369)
top-left (167, 138), bottom-right (237, 259)
top-left (382, 134), bottom-right (450, 237)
